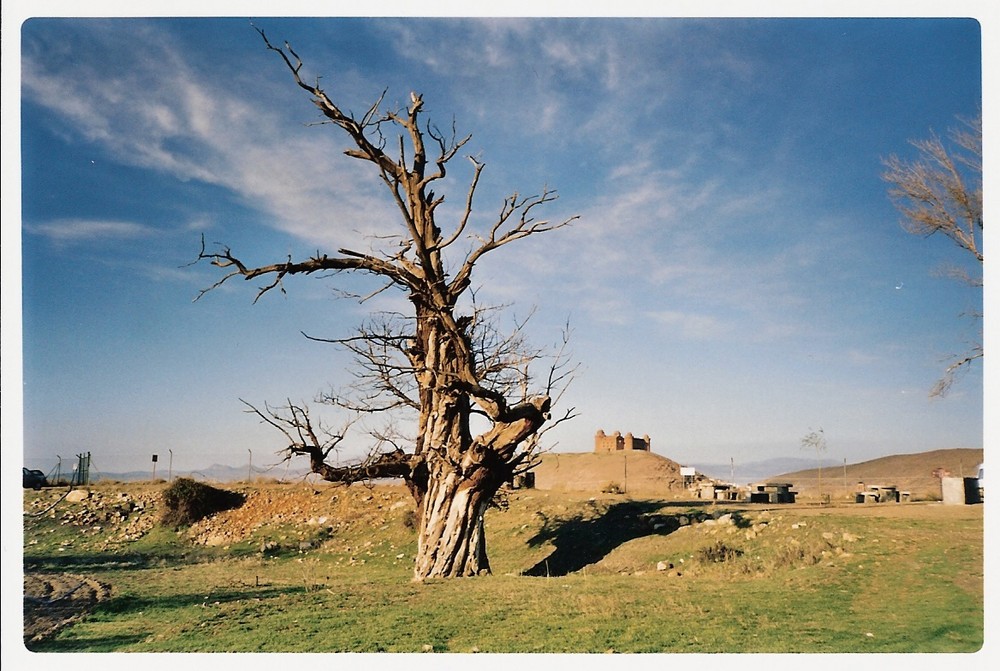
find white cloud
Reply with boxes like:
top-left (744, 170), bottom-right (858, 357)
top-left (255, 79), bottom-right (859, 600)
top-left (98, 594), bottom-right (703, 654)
top-left (21, 21), bottom-right (396, 252)
top-left (26, 218), bottom-right (156, 242)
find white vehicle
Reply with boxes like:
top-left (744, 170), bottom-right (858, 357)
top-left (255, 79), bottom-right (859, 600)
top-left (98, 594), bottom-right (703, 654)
top-left (976, 463), bottom-right (984, 500)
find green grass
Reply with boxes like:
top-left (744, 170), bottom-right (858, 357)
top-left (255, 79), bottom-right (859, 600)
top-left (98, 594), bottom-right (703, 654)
top-left (23, 486), bottom-right (983, 653)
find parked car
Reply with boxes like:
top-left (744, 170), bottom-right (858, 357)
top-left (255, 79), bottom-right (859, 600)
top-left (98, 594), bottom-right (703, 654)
top-left (976, 463), bottom-right (984, 500)
top-left (22, 467), bottom-right (48, 490)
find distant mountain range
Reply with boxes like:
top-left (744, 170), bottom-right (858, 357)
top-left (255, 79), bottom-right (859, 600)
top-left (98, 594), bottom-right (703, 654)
top-left (91, 462), bottom-right (313, 483)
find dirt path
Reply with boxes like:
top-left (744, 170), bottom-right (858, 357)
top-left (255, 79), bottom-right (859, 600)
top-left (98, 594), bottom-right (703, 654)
top-left (23, 573), bottom-right (112, 646)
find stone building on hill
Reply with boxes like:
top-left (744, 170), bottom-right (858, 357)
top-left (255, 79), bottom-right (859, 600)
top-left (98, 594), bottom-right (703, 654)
top-left (594, 429), bottom-right (651, 453)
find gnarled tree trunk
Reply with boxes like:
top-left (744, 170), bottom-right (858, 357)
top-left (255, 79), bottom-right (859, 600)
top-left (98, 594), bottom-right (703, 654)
top-left (414, 466), bottom-right (492, 577)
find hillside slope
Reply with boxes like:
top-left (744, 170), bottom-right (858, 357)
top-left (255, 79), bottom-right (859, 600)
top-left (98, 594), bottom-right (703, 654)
top-left (533, 451), bottom-right (690, 496)
top-left (768, 447), bottom-right (983, 500)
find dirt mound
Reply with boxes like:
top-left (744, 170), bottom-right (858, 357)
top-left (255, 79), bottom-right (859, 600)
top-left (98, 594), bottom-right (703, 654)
top-left (23, 573), bottom-right (112, 646)
top-left (186, 483), bottom-right (414, 547)
top-left (533, 451), bottom-right (688, 495)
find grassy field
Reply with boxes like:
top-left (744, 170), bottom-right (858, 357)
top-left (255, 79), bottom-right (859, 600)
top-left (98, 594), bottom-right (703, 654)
top-left (21, 481), bottom-right (983, 654)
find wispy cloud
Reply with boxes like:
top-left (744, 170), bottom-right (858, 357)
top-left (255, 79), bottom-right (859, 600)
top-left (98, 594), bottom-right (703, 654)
top-left (21, 21), bottom-right (395, 251)
top-left (26, 218), bottom-right (156, 243)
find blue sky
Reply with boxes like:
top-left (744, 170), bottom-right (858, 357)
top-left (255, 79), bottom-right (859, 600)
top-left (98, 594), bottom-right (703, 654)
top-left (4, 8), bottom-right (992, 479)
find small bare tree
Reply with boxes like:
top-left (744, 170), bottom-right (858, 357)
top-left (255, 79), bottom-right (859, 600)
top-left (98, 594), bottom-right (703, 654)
top-left (882, 112), bottom-right (983, 396)
top-left (800, 427), bottom-right (827, 501)
top-left (197, 29), bottom-right (577, 579)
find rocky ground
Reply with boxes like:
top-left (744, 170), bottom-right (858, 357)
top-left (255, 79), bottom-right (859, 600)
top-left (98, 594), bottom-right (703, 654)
top-left (22, 481), bottom-right (415, 643)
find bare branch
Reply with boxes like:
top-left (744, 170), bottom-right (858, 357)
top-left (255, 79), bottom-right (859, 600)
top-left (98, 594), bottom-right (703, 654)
top-left (449, 189), bottom-right (579, 300)
top-left (881, 111), bottom-right (983, 397)
top-left (194, 238), bottom-right (423, 303)
top-left (930, 346), bottom-right (984, 397)
top-left (882, 112), bottom-right (983, 264)
top-left (437, 156), bottom-right (485, 251)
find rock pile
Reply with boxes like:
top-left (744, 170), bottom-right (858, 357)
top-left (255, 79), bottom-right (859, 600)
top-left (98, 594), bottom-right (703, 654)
top-left (24, 488), bottom-right (159, 547)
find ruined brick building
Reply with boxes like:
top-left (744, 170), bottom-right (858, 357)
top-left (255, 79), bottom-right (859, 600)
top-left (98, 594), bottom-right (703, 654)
top-left (594, 429), bottom-right (651, 453)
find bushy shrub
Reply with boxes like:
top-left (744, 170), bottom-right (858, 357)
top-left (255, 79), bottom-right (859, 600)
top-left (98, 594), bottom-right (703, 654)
top-left (401, 509), bottom-right (417, 530)
top-left (697, 540), bottom-right (744, 563)
top-left (160, 478), bottom-right (245, 528)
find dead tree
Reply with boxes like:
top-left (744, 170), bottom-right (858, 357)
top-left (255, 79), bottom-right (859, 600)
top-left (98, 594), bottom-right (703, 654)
top-left (197, 29), bottom-right (577, 579)
top-left (882, 112), bottom-right (983, 396)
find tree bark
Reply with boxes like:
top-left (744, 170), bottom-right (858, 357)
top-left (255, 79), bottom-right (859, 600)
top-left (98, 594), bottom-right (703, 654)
top-left (414, 468), bottom-right (492, 578)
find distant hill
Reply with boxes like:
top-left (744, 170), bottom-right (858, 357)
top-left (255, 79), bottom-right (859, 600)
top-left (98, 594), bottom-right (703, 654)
top-left (533, 451), bottom-right (694, 496)
top-left (690, 457), bottom-right (842, 484)
top-left (773, 448), bottom-right (984, 501)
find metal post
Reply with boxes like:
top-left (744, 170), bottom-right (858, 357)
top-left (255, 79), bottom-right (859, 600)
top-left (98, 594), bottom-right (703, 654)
top-left (168, 449), bottom-right (173, 481)
top-left (248, 449), bottom-right (253, 483)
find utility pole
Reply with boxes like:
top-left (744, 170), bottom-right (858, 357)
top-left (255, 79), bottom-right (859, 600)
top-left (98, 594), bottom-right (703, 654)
top-left (248, 449), bottom-right (253, 483)
top-left (168, 449), bottom-right (173, 481)
top-left (623, 453), bottom-right (628, 494)
top-left (843, 458), bottom-right (848, 499)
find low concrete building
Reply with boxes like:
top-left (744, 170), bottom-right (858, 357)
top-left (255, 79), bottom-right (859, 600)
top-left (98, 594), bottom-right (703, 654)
top-left (941, 476), bottom-right (981, 504)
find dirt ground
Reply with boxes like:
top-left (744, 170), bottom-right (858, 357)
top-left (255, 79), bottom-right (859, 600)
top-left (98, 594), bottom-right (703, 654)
top-left (23, 573), bottom-right (112, 646)
top-left (184, 483), bottom-right (414, 547)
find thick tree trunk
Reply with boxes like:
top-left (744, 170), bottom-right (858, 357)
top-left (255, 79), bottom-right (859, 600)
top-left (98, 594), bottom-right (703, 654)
top-left (413, 467), bottom-right (494, 578)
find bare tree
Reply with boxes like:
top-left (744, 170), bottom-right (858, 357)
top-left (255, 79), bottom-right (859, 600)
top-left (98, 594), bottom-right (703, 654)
top-left (800, 427), bottom-right (827, 501)
top-left (882, 112), bottom-right (983, 396)
top-left (197, 29), bottom-right (577, 579)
